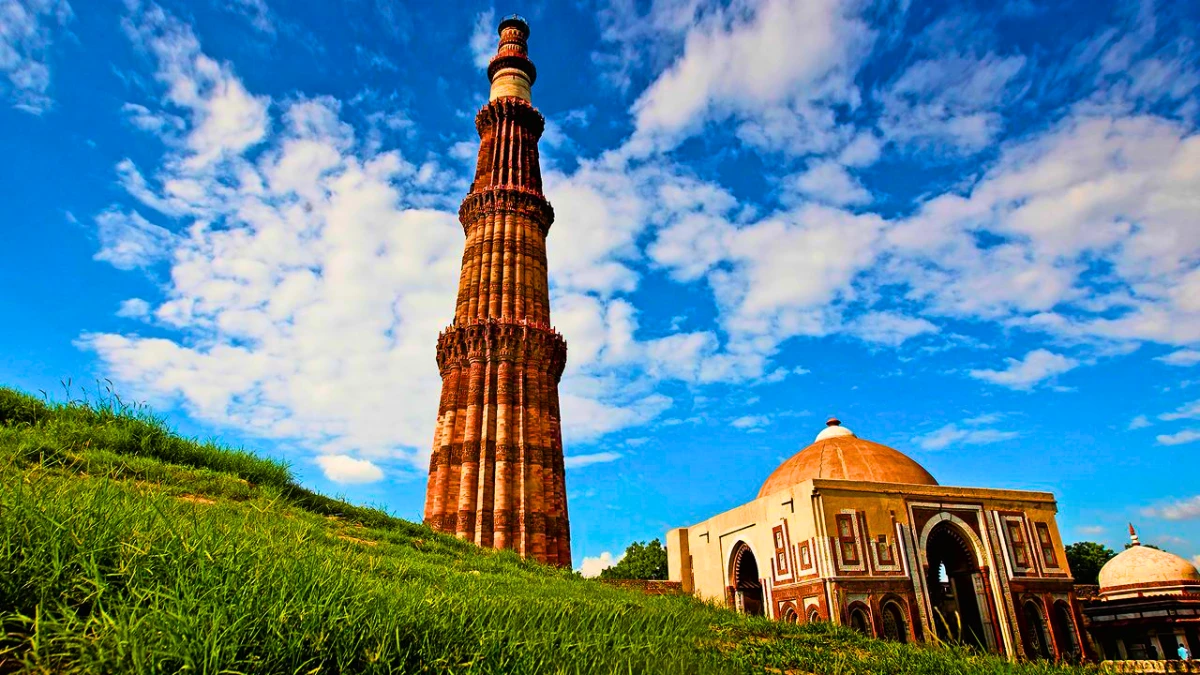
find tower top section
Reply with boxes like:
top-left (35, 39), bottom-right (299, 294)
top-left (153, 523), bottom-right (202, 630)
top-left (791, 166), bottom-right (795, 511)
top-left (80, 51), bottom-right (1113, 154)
top-left (488, 15), bottom-right (537, 102)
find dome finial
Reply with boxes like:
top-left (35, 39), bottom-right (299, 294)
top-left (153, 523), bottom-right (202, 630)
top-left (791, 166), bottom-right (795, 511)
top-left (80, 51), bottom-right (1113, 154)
top-left (815, 417), bottom-right (854, 441)
top-left (1129, 523), bottom-right (1141, 547)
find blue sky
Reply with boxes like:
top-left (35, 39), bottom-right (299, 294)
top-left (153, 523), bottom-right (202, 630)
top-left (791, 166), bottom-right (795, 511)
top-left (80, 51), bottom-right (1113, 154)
top-left (3, 0), bottom-right (1199, 575)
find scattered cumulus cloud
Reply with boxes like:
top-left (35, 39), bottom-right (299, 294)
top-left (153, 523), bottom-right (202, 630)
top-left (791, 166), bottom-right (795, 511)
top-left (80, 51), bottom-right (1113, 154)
top-left (850, 311), bottom-right (938, 347)
top-left (731, 415), bottom-right (769, 430)
top-left (579, 550), bottom-right (623, 578)
top-left (623, 0), bottom-right (873, 157)
top-left (1142, 495), bottom-right (1200, 521)
top-left (787, 161), bottom-right (871, 206)
top-left (116, 298), bottom-right (152, 318)
top-left (963, 412), bottom-right (1003, 426)
top-left (1128, 414), bottom-right (1151, 430)
top-left (123, 1), bottom-right (271, 167)
top-left (878, 52), bottom-right (1026, 155)
top-left (968, 349), bottom-right (1078, 391)
top-left (315, 454), bottom-right (384, 484)
top-left (93, 210), bottom-right (174, 270)
top-left (913, 422), bottom-right (1019, 451)
top-left (469, 7), bottom-right (495, 69)
top-left (1158, 350), bottom-right (1200, 367)
top-left (222, 0), bottom-right (274, 34)
top-left (1160, 400), bottom-right (1200, 421)
top-left (1157, 430), bottom-right (1200, 446)
top-left (563, 452), bottom-right (623, 469)
top-left (0, 0), bottom-right (73, 113)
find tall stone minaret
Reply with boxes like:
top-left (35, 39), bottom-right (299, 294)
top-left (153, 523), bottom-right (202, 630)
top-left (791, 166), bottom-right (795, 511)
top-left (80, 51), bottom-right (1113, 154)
top-left (424, 16), bottom-right (570, 567)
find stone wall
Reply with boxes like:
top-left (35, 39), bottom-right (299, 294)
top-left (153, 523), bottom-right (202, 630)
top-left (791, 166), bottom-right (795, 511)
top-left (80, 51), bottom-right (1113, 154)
top-left (598, 579), bottom-right (684, 596)
top-left (1102, 661), bottom-right (1200, 673)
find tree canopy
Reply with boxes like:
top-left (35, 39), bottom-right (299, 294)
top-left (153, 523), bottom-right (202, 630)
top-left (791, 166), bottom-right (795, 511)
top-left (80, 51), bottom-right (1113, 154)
top-left (1065, 541), bottom-right (1116, 585)
top-left (600, 539), bottom-right (668, 580)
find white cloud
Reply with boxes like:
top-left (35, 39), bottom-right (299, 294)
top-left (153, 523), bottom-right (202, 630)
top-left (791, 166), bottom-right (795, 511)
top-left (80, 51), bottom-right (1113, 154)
top-left (878, 53), bottom-right (1025, 155)
top-left (837, 132), bottom-right (882, 167)
top-left (1158, 349), bottom-right (1200, 367)
top-left (355, 45), bottom-right (397, 73)
top-left (968, 349), bottom-right (1078, 391)
top-left (223, 0), bottom-right (274, 35)
top-left (787, 161), bottom-right (870, 206)
top-left (315, 454), bottom-right (384, 484)
top-left (1128, 414), bottom-right (1151, 430)
top-left (563, 452), bottom-right (623, 470)
top-left (850, 311), bottom-right (938, 347)
top-left (123, 1), bottom-right (270, 167)
top-left (890, 115), bottom-right (1200, 346)
top-left (731, 415), bottom-right (769, 430)
top-left (1076, 524), bottom-right (1106, 536)
top-left (1142, 495), bottom-right (1200, 521)
top-left (962, 412), bottom-right (1003, 426)
top-left (624, 0), bottom-right (872, 156)
top-left (116, 298), bottom-right (152, 318)
top-left (650, 199), bottom-right (887, 366)
top-left (0, 0), bottom-right (72, 113)
top-left (1157, 429), bottom-right (1200, 446)
top-left (93, 209), bottom-right (174, 270)
top-left (1160, 400), bottom-right (1200, 422)
top-left (579, 550), bottom-right (623, 578)
top-left (591, 0), bottom-right (704, 93)
top-left (913, 422), bottom-right (1019, 451)
top-left (560, 389), bottom-right (672, 443)
top-left (469, 8), bottom-right (495, 69)
top-left (122, 102), bottom-right (184, 135)
top-left (544, 161), bottom-right (663, 295)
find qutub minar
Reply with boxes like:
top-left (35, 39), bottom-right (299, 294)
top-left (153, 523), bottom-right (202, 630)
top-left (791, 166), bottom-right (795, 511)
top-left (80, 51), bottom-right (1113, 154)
top-left (423, 16), bottom-right (571, 566)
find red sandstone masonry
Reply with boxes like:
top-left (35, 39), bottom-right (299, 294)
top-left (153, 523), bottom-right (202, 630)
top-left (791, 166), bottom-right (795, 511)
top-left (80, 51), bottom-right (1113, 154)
top-left (423, 19), bottom-right (570, 567)
top-left (597, 580), bottom-right (686, 596)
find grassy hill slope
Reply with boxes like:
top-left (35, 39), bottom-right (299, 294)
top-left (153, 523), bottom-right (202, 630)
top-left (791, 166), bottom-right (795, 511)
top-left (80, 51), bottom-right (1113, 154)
top-left (0, 386), bottom-right (1094, 674)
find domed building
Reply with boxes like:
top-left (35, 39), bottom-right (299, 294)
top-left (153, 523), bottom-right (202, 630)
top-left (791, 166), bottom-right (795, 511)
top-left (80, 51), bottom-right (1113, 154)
top-left (1081, 526), bottom-right (1200, 661)
top-left (666, 418), bottom-right (1085, 661)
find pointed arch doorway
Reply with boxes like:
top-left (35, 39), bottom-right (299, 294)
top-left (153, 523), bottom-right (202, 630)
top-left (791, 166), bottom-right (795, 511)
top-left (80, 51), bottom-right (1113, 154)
top-left (729, 542), bottom-right (764, 616)
top-left (925, 520), bottom-right (994, 652)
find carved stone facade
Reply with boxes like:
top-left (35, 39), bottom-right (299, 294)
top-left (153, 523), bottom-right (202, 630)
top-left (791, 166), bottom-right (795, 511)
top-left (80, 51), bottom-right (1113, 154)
top-left (423, 16), bottom-right (570, 566)
top-left (667, 420), bottom-right (1086, 662)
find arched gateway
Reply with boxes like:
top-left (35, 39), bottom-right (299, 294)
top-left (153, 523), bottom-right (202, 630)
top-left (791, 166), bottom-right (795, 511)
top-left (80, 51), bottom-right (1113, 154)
top-left (729, 542), bottom-right (764, 616)
top-left (925, 519), bottom-right (992, 651)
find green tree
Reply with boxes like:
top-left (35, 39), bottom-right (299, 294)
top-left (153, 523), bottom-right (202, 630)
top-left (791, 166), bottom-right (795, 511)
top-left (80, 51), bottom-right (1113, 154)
top-left (1065, 541), bottom-right (1116, 584)
top-left (600, 538), bottom-right (668, 580)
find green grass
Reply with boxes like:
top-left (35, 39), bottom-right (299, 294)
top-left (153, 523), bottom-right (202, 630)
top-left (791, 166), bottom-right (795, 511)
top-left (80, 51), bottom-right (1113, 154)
top-left (0, 385), bottom-right (1096, 674)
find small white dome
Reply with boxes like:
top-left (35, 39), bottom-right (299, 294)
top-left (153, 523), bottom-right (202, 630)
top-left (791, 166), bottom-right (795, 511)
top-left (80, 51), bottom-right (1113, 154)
top-left (816, 417), bottom-right (856, 441)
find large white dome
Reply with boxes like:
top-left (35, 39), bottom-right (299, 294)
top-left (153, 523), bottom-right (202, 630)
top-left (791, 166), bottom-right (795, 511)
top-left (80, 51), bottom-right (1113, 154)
top-left (1098, 527), bottom-right (1200, 600)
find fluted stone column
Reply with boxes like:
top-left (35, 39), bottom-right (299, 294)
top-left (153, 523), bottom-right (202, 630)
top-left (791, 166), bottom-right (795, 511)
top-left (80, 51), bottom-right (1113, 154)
top-left (424, 16), bottom-right (571, 567)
